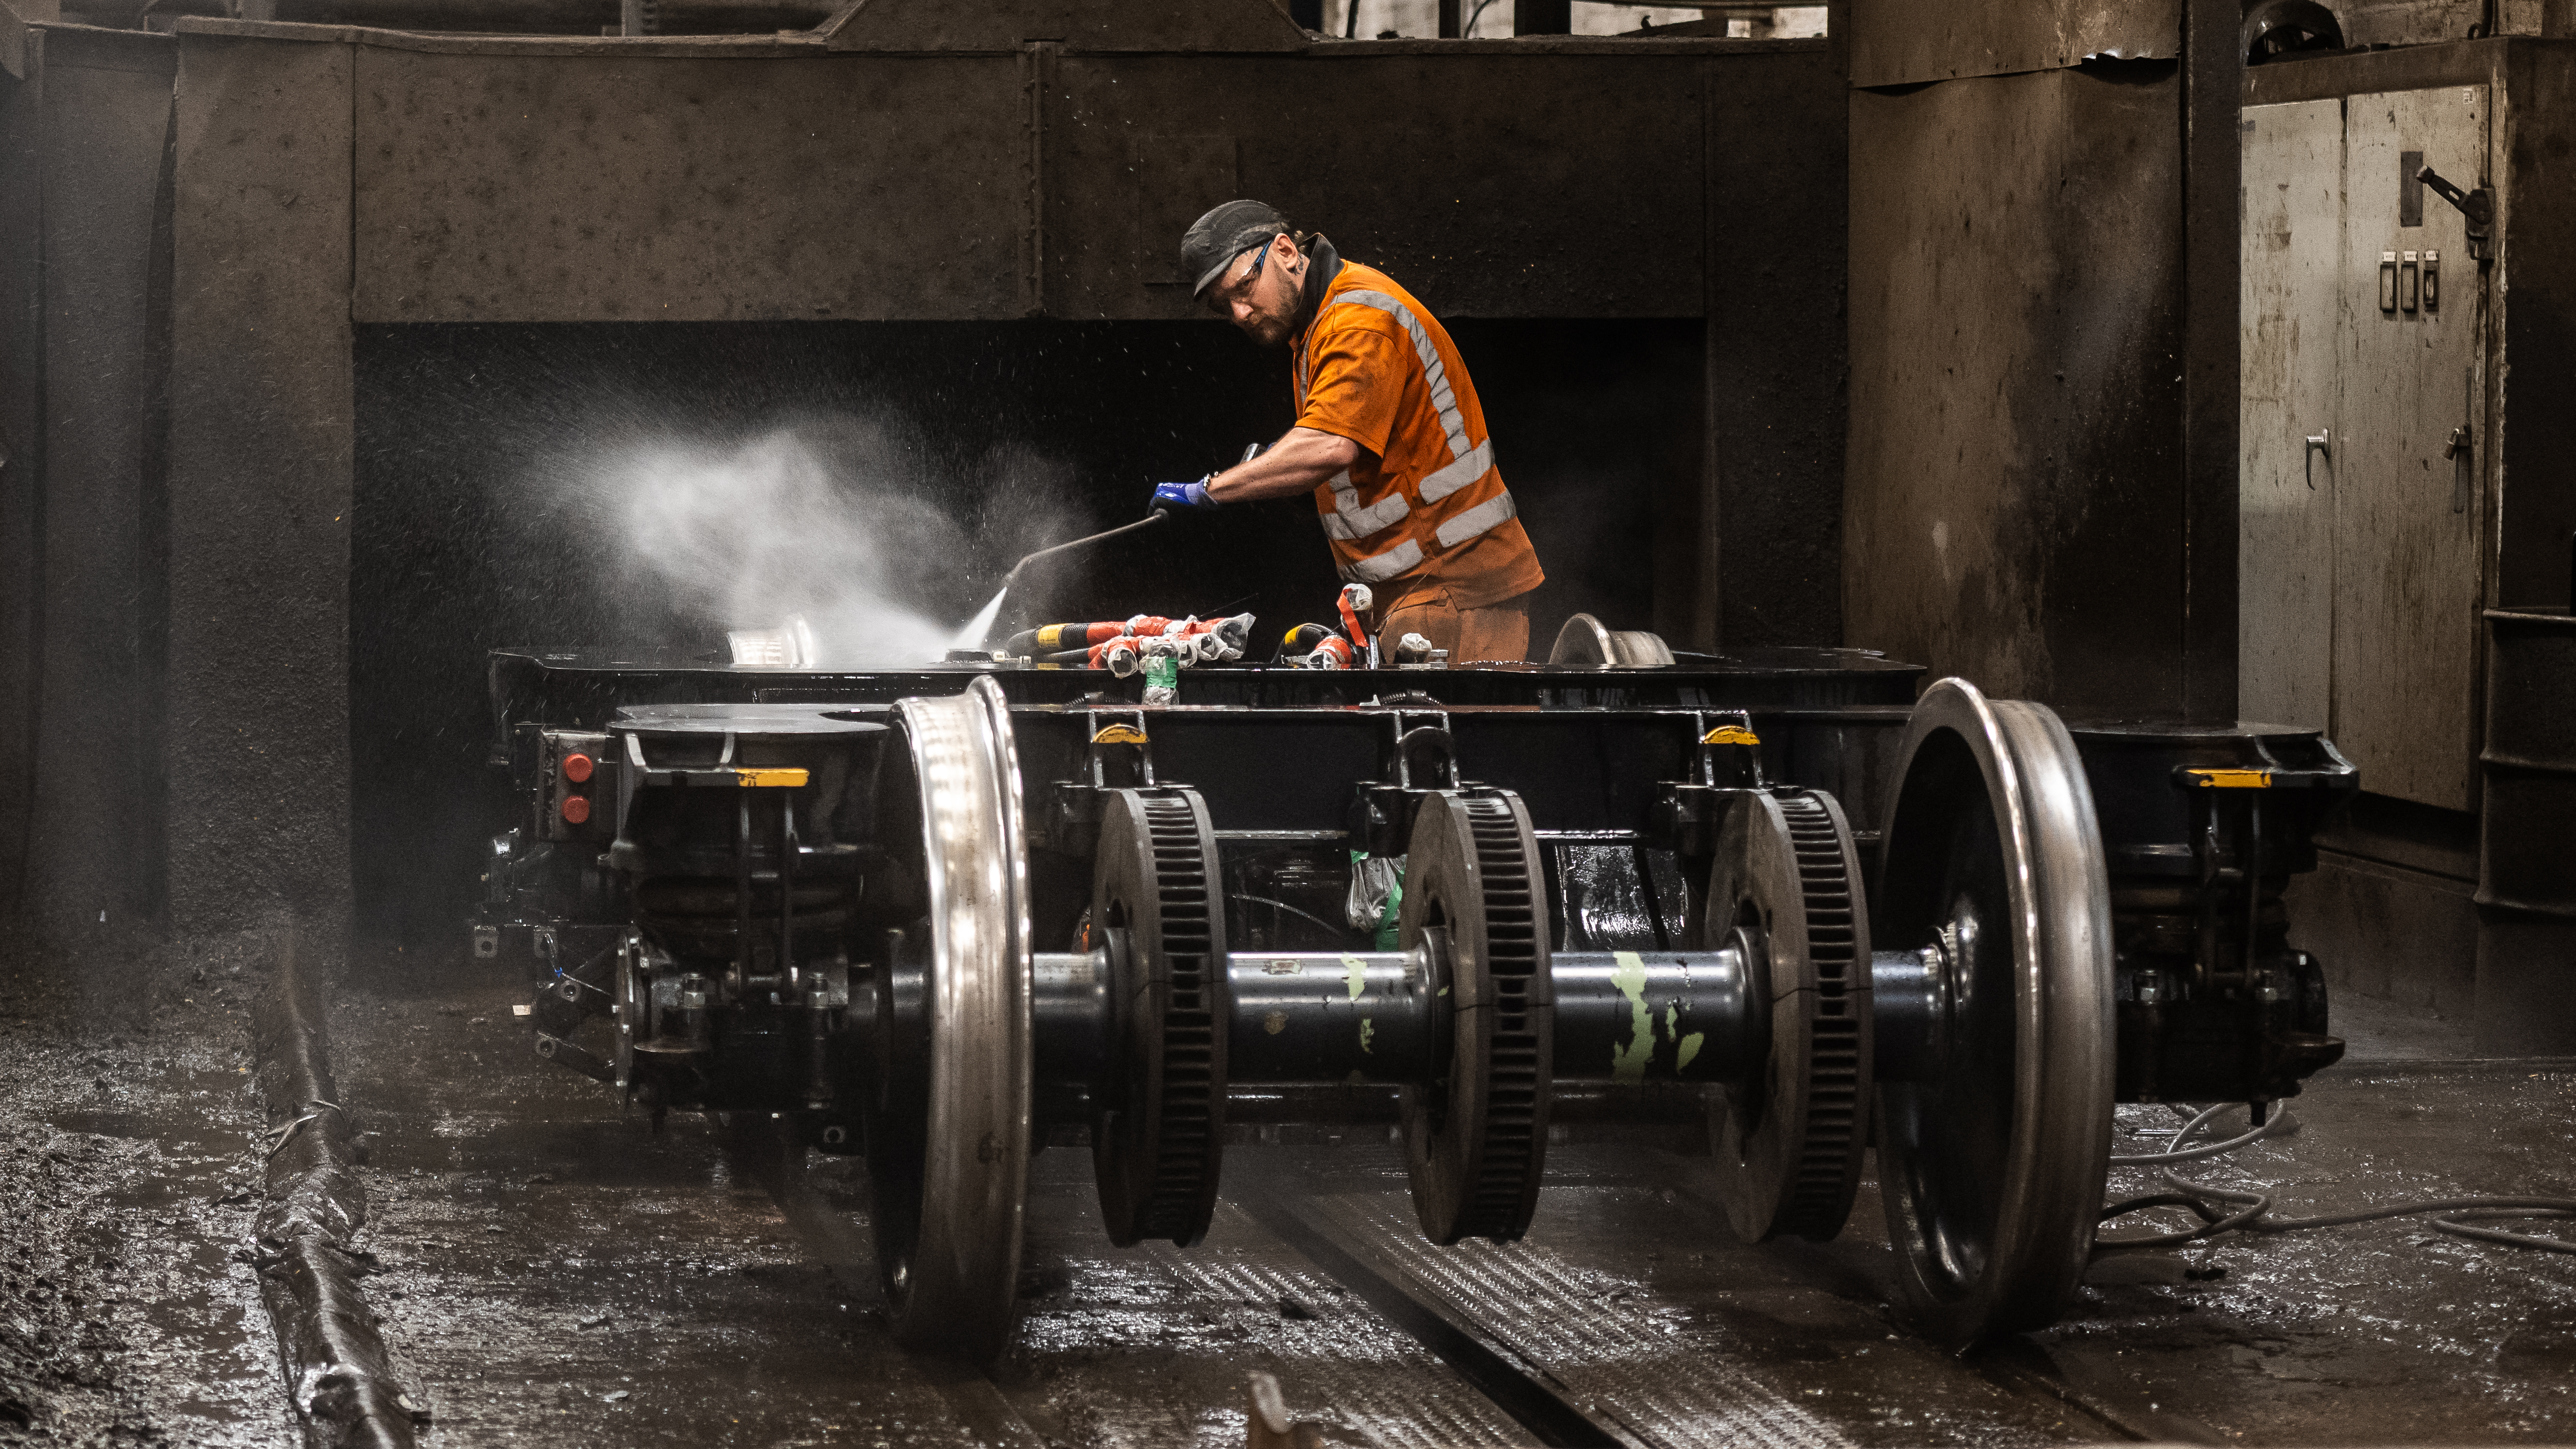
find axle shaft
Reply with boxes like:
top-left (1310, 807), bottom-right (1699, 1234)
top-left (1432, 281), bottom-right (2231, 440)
top-left (1030, 945), bottom-right (1768, 1090)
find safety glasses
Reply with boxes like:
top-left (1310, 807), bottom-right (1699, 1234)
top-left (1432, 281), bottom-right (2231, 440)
top-left (1203, 238), bottom-right (1273, 316)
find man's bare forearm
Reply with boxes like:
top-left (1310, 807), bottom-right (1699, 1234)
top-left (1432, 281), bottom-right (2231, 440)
top-left (1206, 427), bottom-right (1365, 503)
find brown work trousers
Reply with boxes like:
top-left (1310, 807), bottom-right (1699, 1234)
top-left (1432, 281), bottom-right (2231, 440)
top-left (1376, 585), bottom-right (1531, 664)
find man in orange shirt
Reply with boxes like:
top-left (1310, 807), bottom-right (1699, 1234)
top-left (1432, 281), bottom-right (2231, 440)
top-left (1150, 200), bottom-right (1543, 664)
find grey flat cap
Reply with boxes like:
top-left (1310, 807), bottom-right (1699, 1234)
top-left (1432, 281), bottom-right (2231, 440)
top-left (1182, 199), bottom-right (1290, 298)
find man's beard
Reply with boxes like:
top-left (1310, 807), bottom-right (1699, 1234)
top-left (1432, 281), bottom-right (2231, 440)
top-left (1247, 313), bottom-right (1295, 347)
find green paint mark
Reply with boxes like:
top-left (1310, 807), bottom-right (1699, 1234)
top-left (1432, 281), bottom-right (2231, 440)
top-left (1611, 951), bottom-right (1653, 1085)
top-left (1676, 1031), bottom-right (1705, 1074)
top-left (1360, 1018), bottom-right (1375, 1054)
top-left (1341, 954), bottom-right (1368, 1001)
top-left (1662, 1003), bottom-right (1678, 1042)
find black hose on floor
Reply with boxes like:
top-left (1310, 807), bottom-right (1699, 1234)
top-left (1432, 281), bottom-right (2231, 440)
top-left (251, 933), bottom-right (423, 1449)
top-left (2094, 1100), bottom-right (2576, 1254)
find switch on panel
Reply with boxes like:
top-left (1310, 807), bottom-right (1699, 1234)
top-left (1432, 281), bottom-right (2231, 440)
top-left (2380, 251), bottom-right (2398, 313)
top-left (2401, 251), bottom-right (2420, 313)
top-left (2423, 250), bottom-right (2440, 312)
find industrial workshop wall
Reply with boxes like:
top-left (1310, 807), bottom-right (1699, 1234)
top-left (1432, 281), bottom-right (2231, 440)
top-left (1841, 0), bottom-right (2239, 719)
top-left (0, 2), bottom-right (1849, 963)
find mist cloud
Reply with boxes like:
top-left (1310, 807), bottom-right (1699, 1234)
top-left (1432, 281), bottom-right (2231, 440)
top-left (537, 413), bottom-right (1084, 666)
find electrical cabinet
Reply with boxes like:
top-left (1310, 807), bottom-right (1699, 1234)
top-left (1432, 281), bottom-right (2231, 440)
top-left (2240, 41), bottom-right (2576, 814)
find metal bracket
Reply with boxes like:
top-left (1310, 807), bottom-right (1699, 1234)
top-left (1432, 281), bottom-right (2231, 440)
top-left (533, 1031), bottom-right (615, 1084)
top-left (2417, 166), bottom-right (2493, 263)
top-left (1647, 711), bottom-right (1765, 855)
top-left (1085, 708), bottom-right (1155, 788)
top-left (2444, 368), bottom-right (2474, 515)
top-left (1349, 709), bottom-right (1460, 855)
top-left (2304, 428), bottom-right (2330, 489)
top-left (1037, 708), bottom-right (1160, 856)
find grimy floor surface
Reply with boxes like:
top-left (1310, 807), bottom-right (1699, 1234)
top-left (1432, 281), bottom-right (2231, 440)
top-left (329, 951), bottom-right (2576, 1449)
top-left (1, 941), bottom-right (2568, 1449)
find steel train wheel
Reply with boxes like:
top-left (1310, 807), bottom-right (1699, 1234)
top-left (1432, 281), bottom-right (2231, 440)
top-left (1397, 788), bottom-right (1553, 1244)
top-left (1091, 786), bottom-right (1229, 1247)
top-left (1547, 612), bottom-right (1678, 667)
top-left (1701, 788), bottom-right (1872, 1243)
top-left (869, 676), bottom-right (1034, 1362)
top-left (1873, 679), bottom-right (2115, 1347)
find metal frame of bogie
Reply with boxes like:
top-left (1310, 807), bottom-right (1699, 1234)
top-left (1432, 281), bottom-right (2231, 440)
top-left (491, 670), bottom-right (2359, 1361)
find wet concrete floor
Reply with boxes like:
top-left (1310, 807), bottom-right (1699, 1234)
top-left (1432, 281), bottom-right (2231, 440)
top-left (323, 949), bottom-right (2576, 1449)
top-left (0, 948), bottom-right (294, 1449)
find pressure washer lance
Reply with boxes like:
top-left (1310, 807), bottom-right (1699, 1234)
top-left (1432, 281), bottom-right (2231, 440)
top-left (968, 443), bottom-right (1265, 649)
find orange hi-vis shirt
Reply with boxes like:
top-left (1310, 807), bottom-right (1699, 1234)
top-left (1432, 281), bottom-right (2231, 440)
top-left (1290, 262), bottom-right (1543, 610)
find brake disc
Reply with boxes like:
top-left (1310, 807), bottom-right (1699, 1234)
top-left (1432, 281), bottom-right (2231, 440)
top-left (868, 675), bottom-right (1033, 1363)
top-left (1091, 786), bottom-right (1229, 1247)
top-left (1702, 786), bottom-right (1872, 1243)
top-left (1398, 787), bottom-right (1553, 1244)
top-left (1873, 678), bottom-right (2115, 1347)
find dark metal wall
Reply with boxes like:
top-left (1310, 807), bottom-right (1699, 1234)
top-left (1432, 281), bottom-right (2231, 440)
top-left (2492, 43), bottom-right (2576, 614)
top-left (339, 39), bottom-right (1766, 324)
top-left (0, 59), bottom-right (37, 919)
top-left (1842, 0), bottom-right (2238, 717)
top-left (0, 6), bottom-right (1851, 958)
top-left (1845, 63), bottom-right (2186, 709)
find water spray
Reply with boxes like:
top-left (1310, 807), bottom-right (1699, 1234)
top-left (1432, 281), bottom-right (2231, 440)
top-left (955, 444), bottom-right (1264, 651)
top-left (952, 514), bottom-right (1164, 651)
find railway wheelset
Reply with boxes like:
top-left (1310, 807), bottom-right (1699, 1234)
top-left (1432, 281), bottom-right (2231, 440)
top-left (480, 627), bottom-right (2356, 1361)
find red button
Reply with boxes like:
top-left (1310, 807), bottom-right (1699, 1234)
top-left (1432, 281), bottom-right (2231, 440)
top-left (562, 752), bottom-right (594, 784)
top-left (561, 795), bottom-right (591, 825)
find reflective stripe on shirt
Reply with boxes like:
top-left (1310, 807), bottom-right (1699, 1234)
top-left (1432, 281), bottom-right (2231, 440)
top-left (1331, 290), bottom-right (1473, 461)
top-left (1342, 490), bottom-right (1515, 581)
top-left (1417, 438), bottom-right (1494, 504)
top-left (1433, 489), bottom-right (1517, 549)
top-left (1339, 537), bottom-right (1426, 584)
top-left (1325, 468), bottom-right (1411, 539)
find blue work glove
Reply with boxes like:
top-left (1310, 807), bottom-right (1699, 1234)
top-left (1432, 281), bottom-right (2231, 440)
top-left (1151, 477), bottom-right (1215, 512)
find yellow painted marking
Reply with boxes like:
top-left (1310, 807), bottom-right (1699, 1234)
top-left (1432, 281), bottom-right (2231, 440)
top-left (1611, 951), bottom-right (1653, 1085)
top-left (735, 768), bottom-right (809, 788)
top-left (2186, 768), bottom-right (2271, 788)
top-left (1342, 954), bottom-right (1369, 1001)
top-left (1702, 726), bottom-right (1760, 747)
top-left (1676, 1032), bottom-right (1705, 1073)
top-left (1359, 1019), bottom-right (1374, 1054)
top-left (1091, 723), bottom-right (1149, 746)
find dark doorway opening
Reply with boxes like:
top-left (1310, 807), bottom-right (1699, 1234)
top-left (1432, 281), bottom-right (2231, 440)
top-left (351, 318), bottom-right (1702, 945)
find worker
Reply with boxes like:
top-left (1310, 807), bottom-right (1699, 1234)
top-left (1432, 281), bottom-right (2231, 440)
top-left (1151, 200), bottom-right (1543, 664)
